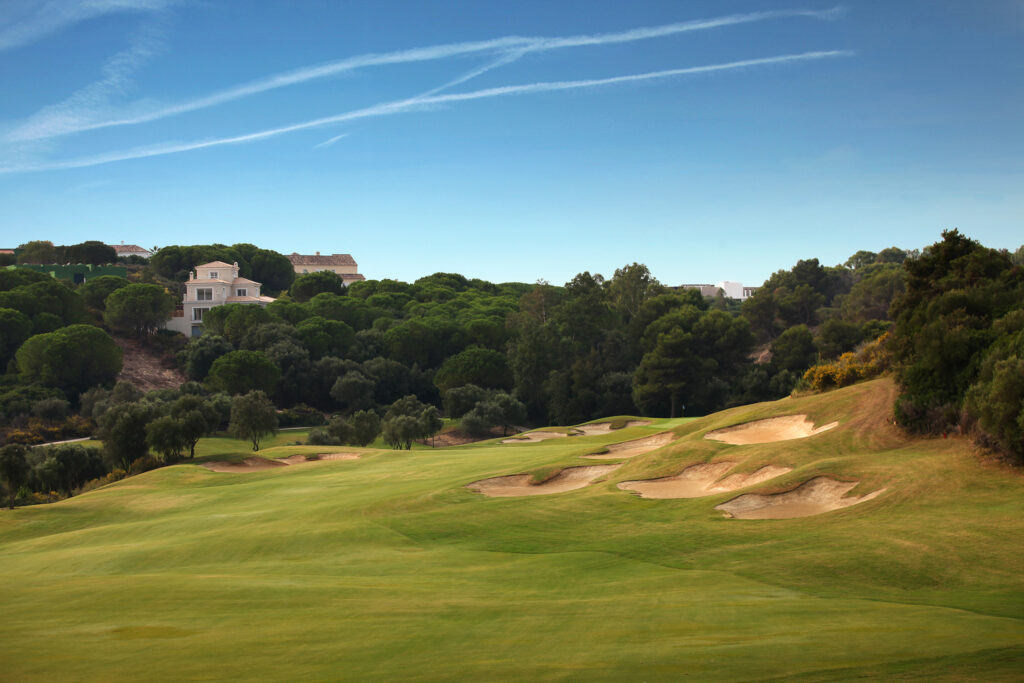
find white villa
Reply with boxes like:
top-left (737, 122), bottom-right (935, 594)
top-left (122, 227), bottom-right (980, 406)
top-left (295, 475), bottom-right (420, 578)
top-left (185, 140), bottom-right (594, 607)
top-left (680, 281), bottom-right (759, 301)
top-left (164, 261), bottom-right (274, 337)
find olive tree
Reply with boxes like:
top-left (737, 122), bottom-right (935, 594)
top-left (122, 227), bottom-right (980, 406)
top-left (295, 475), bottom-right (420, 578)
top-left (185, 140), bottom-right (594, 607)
top-left (229, 390), bottom-right (278, 451)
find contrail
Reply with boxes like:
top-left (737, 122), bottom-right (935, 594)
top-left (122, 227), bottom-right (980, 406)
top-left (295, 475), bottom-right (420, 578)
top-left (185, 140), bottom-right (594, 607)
top-left (0, 0), bottom-right (174, 52)
top-left (313, 133), bottom-right (349, 149)
top-left (5, 7), bottom-right (845, 142)
top-left (0, 50), bottom-right (853, 174)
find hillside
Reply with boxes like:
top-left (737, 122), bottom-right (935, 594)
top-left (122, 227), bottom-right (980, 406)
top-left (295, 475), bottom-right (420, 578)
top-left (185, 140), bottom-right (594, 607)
top-left (1, 378), bottom-right (1022, 681)
top-left (113, 336), bottom-right (186, 392)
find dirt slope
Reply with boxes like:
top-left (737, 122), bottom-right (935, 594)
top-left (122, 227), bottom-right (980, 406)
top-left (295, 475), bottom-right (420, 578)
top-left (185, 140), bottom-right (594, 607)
top-left (114, 337), bottom-right (186, 392)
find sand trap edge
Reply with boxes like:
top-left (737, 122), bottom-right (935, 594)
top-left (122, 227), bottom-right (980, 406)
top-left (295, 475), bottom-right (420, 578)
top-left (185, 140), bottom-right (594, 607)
top-left (466, 464), bottom-right (622, 497)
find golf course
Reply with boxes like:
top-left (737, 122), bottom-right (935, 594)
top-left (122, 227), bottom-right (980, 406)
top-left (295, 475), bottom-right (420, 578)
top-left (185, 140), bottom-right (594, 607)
top-left (1, 377), bottom-right (1022, 681)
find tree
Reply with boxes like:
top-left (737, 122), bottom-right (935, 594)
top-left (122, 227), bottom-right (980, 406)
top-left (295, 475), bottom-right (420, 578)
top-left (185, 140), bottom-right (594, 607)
top-left (179, 333), bottom-right (234, 381)
top-left (31, 445), bottom-right (105, 495)
top-left (229, 390), bottom-right (278, 451)
top-left (65, 241), bottom-right (117, 265)
top-left (890, 230), bottom-right (1021, 431)
top-left (17, 240), bottom-right (56, 264)
top-left (633, 308), bottom-right (752, 417)
top-left (203, 304), bottom-right (273, 346)
top-left (844, 250), bottom-right (877, 270)
top-left (839, 265), bottom-right (904, 322)
top-left (461, 391), bottom-right (527, 437)
top-left (330, 371), bottom-right (376, 412)
top-left (349, 409), bottom-right (381, 446)
top-left (146, 416), bottom-right (188, 462)
top-left (381, 415), bottom-right (421, 450)
top-left (419, 405), bottom-right (444, 445)
top-left (609, 263), bottom-right (662, 322)
top-left (443, 383), bottom-right (488, 418)
top-left (169, 394), bottom-right (216, 457)
top-left (326, 415), bottom-right (354, 444)
top-left (0, 307), bottom-right (32, 367)
top-left (248, 249), bottom-right (295, 296)
top-left (770, 325), bottom-right (816, 372)
top-left (206, 350), bottom-right (280, 395)
top-left (79, 276), bottom-right (130, 310)
top-left (16, 325), bottom-right (122, 394)
top-left (296, 316), bottom-right (355, 359)
top-left (0, 444), bottom-right (30, 508)
top-left (815, 319), bottom-right (864, 359)
top-left (291, 271), bottom-right (346, 302)
top-left (103, 283), bottom-right (176, 337)
top-left (98, 402), bottom-right (160, 470)
top-left (434, 346), bottom-right (512, 393)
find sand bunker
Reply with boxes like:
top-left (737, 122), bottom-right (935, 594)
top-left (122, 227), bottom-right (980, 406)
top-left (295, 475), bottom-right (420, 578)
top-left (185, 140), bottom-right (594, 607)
top-left (203, 453), bottom-right (360, 472)
top-left (573, 420), bottom-right (651, 435)
top-left (201, 457), bottom-right (288, 473)
top-left (467, 464), bottom-right (621, 497)
top-left (704, 415), bottom-right (838, 445)
top-left (618, 462), bottom-right (792, 499)
top-left (583, 432), bottom-right (676, 459)
top-left (501, 431), bottom-right (568, 444)
top-left (715, 476), bottom-right (885, 519)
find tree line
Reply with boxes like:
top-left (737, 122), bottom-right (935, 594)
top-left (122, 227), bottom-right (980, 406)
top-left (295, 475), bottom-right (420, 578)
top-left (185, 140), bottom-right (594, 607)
top-left (2, 234), bottom-right (1022, 507)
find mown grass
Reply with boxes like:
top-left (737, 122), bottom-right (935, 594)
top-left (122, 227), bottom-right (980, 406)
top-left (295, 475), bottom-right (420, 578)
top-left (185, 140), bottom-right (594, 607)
top-left (1, 378), bottom-right (1022, 681)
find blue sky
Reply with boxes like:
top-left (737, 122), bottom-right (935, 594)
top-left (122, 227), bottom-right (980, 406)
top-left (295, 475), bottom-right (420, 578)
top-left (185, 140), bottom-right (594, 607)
top-left (1, 0), bottom-right (1021, 286)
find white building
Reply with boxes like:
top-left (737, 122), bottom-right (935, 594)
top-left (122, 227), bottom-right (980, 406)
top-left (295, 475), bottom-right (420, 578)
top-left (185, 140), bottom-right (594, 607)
top-left (679, 281), bottom-right (759, 301)
top-left (287, 252), bottom-right (365, 285)
top-left (164, 260), bottom-right (274, 337)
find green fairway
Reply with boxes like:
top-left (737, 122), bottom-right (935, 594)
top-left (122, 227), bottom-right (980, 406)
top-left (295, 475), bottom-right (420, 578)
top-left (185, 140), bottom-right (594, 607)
top-left (1, 379), bottom-right (1022, 681)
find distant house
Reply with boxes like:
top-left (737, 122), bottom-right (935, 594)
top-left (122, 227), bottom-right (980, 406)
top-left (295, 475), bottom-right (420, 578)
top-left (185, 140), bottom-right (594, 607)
top-left (679, 281), bottom-right (759, 301)
top-left (287, 252), bottom-right (365, 285)
top-left (108, 243), bottom-right (153, 259)
top-left (164, 261), bottom-right (274, 337)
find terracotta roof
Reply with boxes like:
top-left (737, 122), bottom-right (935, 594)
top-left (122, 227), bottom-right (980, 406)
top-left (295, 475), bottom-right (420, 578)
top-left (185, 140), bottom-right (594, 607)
top-left (188, 278), bottom-right (232, 285)
top-left (197, 260), bottom-right (236, 269)
top-left (341, 273), bottom-right (366, 281)
top-left (109, 244), bottom-right (150, 254)
top-left (288, 253), bottom-right (357, 266)
top-left (0, 249), bottom-right (14, 255)
top-left (232, 277), bottom-right (260, 286)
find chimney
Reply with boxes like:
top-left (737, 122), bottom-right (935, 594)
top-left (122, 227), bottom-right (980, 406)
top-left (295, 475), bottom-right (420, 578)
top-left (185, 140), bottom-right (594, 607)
top-left (316, 251), bottom-right (320, 256)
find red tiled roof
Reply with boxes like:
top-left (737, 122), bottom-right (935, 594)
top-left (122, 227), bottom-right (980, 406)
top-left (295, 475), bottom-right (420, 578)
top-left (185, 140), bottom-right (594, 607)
top-left (108, 244), bottom-right (150, 254)
top-left (288, 253), bottom-right (356, 266)
top-left (197, 260), bottom-right (236, 269)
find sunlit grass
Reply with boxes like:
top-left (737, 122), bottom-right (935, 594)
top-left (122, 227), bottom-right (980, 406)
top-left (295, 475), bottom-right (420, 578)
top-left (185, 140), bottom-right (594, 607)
top-left (1, 379), bottom-right (1021, 681)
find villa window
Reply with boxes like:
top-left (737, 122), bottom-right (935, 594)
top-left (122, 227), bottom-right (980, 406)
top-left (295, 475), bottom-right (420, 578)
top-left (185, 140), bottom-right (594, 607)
top-left (193, 307), bottom-right (209, 322)
top-left (209, 271), bottom-right (218, 280)
top-left (196, 288), bottom-right (212, 301)
top-left (237, 288), bottom-right (247, 297)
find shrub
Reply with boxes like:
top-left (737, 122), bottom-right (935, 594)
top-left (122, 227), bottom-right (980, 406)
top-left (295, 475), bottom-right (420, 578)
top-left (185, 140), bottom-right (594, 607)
top-left (800, 333), bottom-right (892, 393)
top-left (127, 456), bottom-right (162, 475)
top-left (278, 404), bottom-right (326, 427)
top-left (306, 428), bottom-right (339, 446)
top-left (76, 469), bottom-right (127, 495)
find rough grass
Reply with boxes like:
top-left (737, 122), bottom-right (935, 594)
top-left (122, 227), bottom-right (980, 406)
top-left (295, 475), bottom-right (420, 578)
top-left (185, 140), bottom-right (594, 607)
top-left (1, 379), bottom-right (1022, 681)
